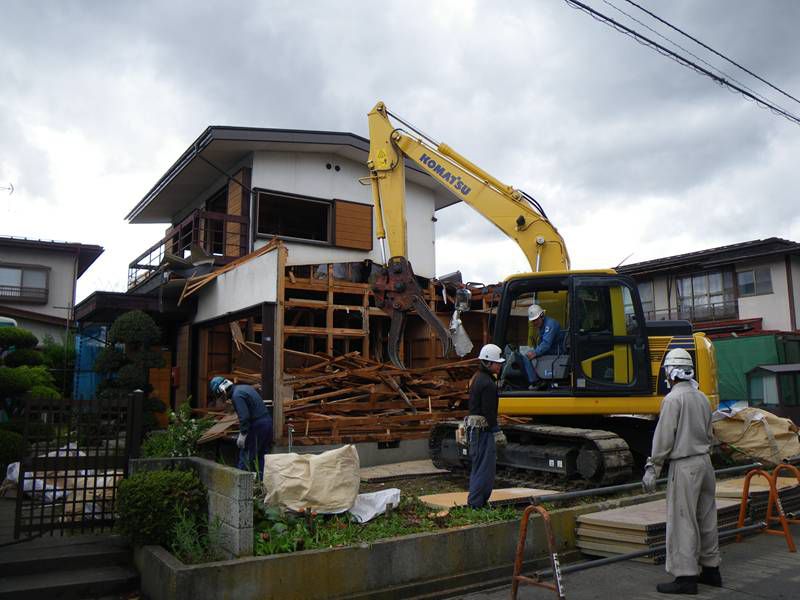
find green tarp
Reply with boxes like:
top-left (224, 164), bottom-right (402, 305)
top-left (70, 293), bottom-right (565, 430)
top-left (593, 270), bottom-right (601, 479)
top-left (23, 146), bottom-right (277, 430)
top-left (713, 334), bottom-right (800, 402)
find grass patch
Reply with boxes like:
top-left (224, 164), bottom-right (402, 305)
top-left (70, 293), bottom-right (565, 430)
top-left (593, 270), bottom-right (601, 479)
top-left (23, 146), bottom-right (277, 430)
top-left (253, 496), bottom-right (520, 556)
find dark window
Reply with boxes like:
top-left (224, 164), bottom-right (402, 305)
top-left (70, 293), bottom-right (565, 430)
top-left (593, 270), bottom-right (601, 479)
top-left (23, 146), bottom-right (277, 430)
top-left (737, 266), bottom-right (772, 297)
top-left (205, 186), bottom-right (228, 255)
top-left (0, 265), bottom-right (49, 303)
top-left (780, 373), bottom-right (799, 407)
top-left (257, 191), bottom-right (330, 242)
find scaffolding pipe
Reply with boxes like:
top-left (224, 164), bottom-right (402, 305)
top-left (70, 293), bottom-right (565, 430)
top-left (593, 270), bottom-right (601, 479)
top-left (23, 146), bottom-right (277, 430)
top-left (527, 462), bottom-right (762, 506)
top-left (535, 522), bottom-right (766, 579)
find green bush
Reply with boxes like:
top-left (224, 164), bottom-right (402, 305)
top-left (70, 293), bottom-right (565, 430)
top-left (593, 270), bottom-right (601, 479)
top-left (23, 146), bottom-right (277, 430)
top-left (108, 310), bottom-right (161, 349)
top-left (117, 469), bottom-right (207, 547)
top-left (0, 367), bottom-right (32, 396)
top-left (140, 403), bottom-right (214, 458)
top-left (3, 348), bottom-right (44, 367)
top-left (0, 327), bottom-right (38, 353)
top-left (0, 429), bottom-right (27, 471)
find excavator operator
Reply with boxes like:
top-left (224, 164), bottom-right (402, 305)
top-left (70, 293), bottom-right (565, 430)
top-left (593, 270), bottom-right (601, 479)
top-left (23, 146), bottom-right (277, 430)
top-left (523, 304), bottom-right (564, 389)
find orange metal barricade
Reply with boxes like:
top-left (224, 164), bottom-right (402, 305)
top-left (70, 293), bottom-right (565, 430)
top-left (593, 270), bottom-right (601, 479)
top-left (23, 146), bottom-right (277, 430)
top-left (511, 504), bottom-right (566, 600)
top-left (770, 463), bottom-right (800, 526)
top-left (735, 468), bottom-right (796, 552)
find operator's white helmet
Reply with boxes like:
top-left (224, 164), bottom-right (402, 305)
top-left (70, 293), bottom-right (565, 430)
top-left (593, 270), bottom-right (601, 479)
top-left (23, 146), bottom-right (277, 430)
top-left (663, 348), bottom-right (693, 369)
top-left (478, 343), bottom-right (505, 363)
top-left (528, 304), bottom-right (545, 321)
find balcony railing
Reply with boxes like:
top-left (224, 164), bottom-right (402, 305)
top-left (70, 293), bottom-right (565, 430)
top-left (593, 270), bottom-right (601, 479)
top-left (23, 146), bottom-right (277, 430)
top-left (645, 300), bottom-right (739, 323)
top-left (0, 284), bottom-right (48, 304)
top-left (128, 209), bottom-right (249, 289)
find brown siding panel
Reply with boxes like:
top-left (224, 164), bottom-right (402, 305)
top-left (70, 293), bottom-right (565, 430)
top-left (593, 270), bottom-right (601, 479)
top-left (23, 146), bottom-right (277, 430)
top-left (334, 200), bottom-right (373, 250)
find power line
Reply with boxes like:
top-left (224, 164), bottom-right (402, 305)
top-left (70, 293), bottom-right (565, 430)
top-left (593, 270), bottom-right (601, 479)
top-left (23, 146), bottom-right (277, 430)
top-left (622, 0), bottom-right (800, 108)
top-left (601, 0), bottom-right (774, 108)
top-left (563, 0), bottom-right (800, 127)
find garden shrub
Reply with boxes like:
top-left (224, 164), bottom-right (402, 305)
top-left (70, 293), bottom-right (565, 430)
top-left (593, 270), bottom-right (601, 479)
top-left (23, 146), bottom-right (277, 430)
top-left (140, 403), bottom-right (214, 458)
top-left (117, 469), bottom-right (207, 547)
top-left (3, 348), bottom-right (44, 367)
top-left (0, 327), bottom-right (38, 352)
top-left (0, 429), bottom-right (27, 472)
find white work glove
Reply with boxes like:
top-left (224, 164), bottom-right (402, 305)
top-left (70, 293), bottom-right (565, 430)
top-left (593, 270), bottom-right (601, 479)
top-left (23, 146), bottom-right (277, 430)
top-left (236, 433), bottom-right (247, 449)
top-left (642, 459), bottom-right (657, 493)
top-left (494, 430), bottom-right (508, 448)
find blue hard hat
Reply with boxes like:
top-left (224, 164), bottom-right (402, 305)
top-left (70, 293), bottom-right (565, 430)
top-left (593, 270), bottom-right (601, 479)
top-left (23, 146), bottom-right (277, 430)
top-left (209, 376), bottom-right (227, 394)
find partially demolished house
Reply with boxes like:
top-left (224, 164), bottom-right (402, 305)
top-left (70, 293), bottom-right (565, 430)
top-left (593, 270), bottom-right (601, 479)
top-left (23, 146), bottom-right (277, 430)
top-left (75, 126), bottom-right (498, 444)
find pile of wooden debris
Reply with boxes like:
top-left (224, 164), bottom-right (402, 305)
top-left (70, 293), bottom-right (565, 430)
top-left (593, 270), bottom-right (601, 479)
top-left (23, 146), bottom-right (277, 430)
top-left (282, 352), bottom-right (475, 445)
top-left (197, 351), bottom-right (477, 446)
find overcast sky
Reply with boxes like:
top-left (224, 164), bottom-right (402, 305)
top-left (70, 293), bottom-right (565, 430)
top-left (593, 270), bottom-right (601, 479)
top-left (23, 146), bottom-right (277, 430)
top-left (2, 0), bottom-right (799, 303)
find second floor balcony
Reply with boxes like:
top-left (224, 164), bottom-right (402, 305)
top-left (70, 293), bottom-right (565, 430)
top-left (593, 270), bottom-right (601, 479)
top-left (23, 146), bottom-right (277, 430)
top-left (128, 209), bottom-right (249, 290)
top-left (645, 300), bottom-right (739, 323)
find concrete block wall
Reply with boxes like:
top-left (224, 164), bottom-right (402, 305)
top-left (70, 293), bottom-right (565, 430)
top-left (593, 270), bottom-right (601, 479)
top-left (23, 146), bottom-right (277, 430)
top-left (129, 457), bottom-right (254, 558)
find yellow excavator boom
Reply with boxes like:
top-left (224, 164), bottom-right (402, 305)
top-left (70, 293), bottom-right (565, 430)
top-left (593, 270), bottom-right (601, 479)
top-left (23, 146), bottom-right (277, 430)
top-left (367, 101), bottom-right (570, 272)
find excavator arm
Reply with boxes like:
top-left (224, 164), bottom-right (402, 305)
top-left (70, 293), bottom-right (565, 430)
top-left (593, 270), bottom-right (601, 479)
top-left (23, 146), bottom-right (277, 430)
top-left (367, 101), bottom-right (570, 367)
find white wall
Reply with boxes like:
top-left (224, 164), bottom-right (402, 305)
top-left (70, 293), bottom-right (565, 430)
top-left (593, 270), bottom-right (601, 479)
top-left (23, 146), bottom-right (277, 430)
top-left (251, 151), bottom-right (437, 277)
top-left (194, 249), bottom-right (278, 324)
top-left (0, 247), bottom-right (77, 319)
top-left (737, 258), bottom-right (792, 331)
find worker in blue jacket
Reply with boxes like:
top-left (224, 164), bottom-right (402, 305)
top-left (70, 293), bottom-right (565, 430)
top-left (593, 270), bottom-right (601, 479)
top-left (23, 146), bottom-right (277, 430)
top-left (523, 304), bottom-right (563, 388)
top-left (209, 377), bottom-right (272, 474)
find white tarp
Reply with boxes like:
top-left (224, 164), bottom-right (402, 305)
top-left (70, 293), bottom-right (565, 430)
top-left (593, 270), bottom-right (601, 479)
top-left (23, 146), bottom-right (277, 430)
top-left (348, 488), bottom-right (401, 523)
top-left (263, 444), bottom-right (360, 513)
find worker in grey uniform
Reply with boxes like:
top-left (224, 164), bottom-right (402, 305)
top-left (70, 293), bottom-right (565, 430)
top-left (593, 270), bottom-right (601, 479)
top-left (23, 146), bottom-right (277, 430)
top-left (642, 348), bottom-right (721, 595)
top-left (466, 343), bottom-right (506, 508)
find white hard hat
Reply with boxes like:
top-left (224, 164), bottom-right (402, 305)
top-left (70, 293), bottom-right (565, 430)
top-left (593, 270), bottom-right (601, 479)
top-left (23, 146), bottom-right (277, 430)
top-left (528, 304), bottom-right (545, 321)
top-left (663, 348), bottom-right (693, 369)
top-left (478, 343), bottom-right (505, 363)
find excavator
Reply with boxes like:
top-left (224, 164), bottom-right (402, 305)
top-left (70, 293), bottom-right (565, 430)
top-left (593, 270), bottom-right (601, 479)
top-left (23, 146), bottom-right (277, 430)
top-left (366, 101), bottom-right (719, 485)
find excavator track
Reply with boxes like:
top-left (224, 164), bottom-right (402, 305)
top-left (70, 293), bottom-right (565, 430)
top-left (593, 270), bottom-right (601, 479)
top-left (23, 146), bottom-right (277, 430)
top-left (430, 421), bottom-right (634, 486)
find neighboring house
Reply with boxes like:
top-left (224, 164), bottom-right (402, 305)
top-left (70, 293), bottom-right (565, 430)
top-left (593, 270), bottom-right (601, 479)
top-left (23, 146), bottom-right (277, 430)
top-left (75, 126), bottom-right (459, 411)
top-left (618, 238), bottom-right (800, 335)
top-left (0, 236), bottom-right (103, 342)
top-left (619, 238), bottom-right (800, 412)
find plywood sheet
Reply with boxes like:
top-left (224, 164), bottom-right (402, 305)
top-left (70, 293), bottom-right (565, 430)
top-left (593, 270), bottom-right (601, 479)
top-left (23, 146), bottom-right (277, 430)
top-left (716, 476), bottom-right (799, 498)
top-left (576, 526), bottom-right (665, 545)
top-left (577, 498), bottom-right (740, 532)
top-left (419, 487), bottom-right (557, 509)
top-left (359, 460), bottom-right (448, 483)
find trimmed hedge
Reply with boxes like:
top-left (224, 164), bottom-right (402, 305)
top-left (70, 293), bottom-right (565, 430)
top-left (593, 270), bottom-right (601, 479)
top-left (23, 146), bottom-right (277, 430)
top-left (117, 469), bottom-right (207, 547)
top-left (3, 348), bottom-right (44, 367)
top-left (0, 429), bottom-right (27, 472)
top-left (0, 327), bottom-right (38, 352)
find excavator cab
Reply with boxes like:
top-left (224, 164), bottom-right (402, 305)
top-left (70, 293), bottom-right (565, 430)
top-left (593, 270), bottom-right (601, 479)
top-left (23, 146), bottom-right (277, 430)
top-left (493, 272), bottom-right (652, 398)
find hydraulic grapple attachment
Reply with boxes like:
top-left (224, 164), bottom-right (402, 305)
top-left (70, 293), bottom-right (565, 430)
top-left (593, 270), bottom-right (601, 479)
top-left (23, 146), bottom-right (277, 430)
top-left (371, 256), bottom-right (453, 369)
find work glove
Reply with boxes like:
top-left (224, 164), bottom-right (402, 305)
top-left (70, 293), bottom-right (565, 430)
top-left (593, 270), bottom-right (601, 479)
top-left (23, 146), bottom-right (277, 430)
top-left (236, 433), bottom-right (247, 449)
top-left (642, 459), bottom-right (657, 493)
top-left (494, 430), bottom-right (508, 448)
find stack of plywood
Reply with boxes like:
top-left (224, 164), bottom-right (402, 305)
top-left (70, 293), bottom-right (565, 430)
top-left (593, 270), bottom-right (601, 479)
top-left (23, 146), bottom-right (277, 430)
top-left (282, 353), bottom-right (477, 445)
top-left (576, 498), bottom-right (745, 564)
top-left (715, 475), bottom-right (800, 521)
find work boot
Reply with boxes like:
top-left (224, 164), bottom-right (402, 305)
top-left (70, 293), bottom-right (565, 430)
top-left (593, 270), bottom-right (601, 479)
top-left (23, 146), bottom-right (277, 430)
top-left (656, 576), bottom-right (698, 595)
top-left (698, 566), bottom-right (722, 587)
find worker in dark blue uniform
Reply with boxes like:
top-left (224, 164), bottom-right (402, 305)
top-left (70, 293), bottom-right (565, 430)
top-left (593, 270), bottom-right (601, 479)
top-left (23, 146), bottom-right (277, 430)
top-left (209, 376), bottom-right (273, 475)
top-left (523, 304), bottom-right (563, 388)
top-left (467, 344), bottom-right (506, 508)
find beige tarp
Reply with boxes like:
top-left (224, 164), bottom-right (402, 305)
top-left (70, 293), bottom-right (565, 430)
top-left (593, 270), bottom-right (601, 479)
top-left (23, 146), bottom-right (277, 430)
top-left (263, 444), bottom-right (360, 513)
top-left (713, 407), bottom-right (800, 465)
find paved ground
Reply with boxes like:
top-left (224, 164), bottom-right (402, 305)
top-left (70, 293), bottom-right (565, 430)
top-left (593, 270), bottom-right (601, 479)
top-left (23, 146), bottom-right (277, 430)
top-left (450, 524), bottom-right (800, 600)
